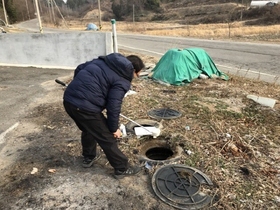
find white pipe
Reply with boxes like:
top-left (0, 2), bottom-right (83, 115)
top-left (34, 0), bottom-right (43, 33)
top-left (111, 19), bottom-right (118, 53)
top-left (119, 113), bottom-right (153, 134)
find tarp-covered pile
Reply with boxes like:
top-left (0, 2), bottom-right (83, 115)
top-left (86, 23), bottom-right (98, 31)
top-left (151, 48), bottom-right (229, 85)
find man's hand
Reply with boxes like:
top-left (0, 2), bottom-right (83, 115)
top-left (113, 129), bottom-right (122, 138)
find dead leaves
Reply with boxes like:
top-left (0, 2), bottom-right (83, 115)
top-left (30, 167), bottom-right (57, 174)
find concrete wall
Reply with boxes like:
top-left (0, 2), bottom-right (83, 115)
top-left (0, 32), bottom-right (113, 69)
top-left (250, 1), bottom-right (279, 7)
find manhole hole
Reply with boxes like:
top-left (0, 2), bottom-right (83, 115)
top-left (152, 164), bottom-right (214, 210)
top-left (146, 147), bottom-right (174, 160)
top-left (148, 108), bottom-right (182, 120)
top-left (138, 140), bottom-right (183, 165)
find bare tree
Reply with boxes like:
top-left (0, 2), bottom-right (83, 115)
top-left (226, 8), bottom-right (237, 38)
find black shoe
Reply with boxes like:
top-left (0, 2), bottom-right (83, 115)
top-left (82, 153), bottom-right (101, 168)
top-left (114, 166), bottom-right (142, 179)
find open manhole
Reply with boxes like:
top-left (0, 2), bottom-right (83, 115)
top-left (148, 108), bottom-right (182, 120)
top-left (151, 164), bottom-right (214, 210)
top-left (146, 147), bottom-right (173, 160)
top-left (138, 140), bottom-right (183, 165)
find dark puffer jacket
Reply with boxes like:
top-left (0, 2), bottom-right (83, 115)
top-left (63, 53), bottom-right (134, 132)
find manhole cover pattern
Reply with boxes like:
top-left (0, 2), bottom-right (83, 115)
top-left (152, 164), bottom-right (213, 210)
top-left (148, 108), bottom-right (182, 120)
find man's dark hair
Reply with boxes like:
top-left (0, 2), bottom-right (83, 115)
top-left (126, 55), bottom-right (145, 73)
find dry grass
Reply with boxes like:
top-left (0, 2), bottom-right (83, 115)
top-left (116, 49), bottom-right (280, 209)
top-left (143, 23), bottom-right (280, 42)
top-left (65, 20), bottom-right (280, 43)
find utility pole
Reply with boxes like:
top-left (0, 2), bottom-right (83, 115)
top-left (34, 0), bottom-right (43, 33)
top-left (133, 4), bottom-right (135, 23)
top-left (50, 0), bottom-right (56, 24)
top-left (240, 0), bottom-right (244, 21)
top-left (33, 0), bottom-right (36, 14)
top-left (25, 0), bottom-right (31, 20)
top-left (98, 0), bottom-right (102, 30)
top-left (2, 0), bottom-right (9, 26)
top-left (47, 0), bottom-right (52, 22)
top-left (53, 0), bottom-right (69, 28)
top-left (38, 0), bottom-right (43, 14)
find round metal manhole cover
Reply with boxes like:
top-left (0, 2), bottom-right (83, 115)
top-left (148, 108), bottom-right (182, 120)
top-left (151, 164), bottom-right (214, 210)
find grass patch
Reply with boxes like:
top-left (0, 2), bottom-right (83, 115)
top-left (119, 48), bottom-right (280, 209)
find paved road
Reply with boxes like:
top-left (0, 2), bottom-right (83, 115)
top-left (117, 34), bottom-right (280, 83)
top-left (0, 66), bottom-right (71, 135)
top-left (14, 19), bottom-right (70, 33)
top-left (13, 19), bottom-right (280, 83)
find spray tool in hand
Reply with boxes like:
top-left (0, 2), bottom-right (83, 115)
top-left (119, 114), bottom-right (160, 138)
top-left (55, 79), bottom-right (68, 87)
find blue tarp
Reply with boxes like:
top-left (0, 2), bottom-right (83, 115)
top-left (86, 23), bottom-right (98, 31)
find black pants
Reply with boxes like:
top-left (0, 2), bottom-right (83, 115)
top-left (63, 101), bottom-right (128, 171)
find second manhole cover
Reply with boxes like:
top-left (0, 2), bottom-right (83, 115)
top-left (148, 108), bottom-right (182, 120)
top-left (152, 164), bottom-right (214, 210)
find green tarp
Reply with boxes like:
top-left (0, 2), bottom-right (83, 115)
top-left (151, 48), bottom-right (229, 85)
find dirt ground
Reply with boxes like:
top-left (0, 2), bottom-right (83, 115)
top-left (0, 49), bottom-right (279, 210)
top-left (0, 66), bottom-right (172, 210)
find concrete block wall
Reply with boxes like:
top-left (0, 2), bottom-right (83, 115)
top-left (0, 32), bottom-right (113, 69)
